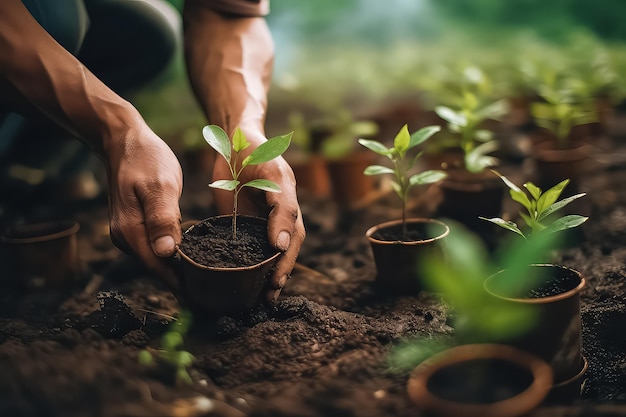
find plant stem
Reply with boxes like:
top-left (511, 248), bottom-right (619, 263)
top-left (232, 188), bottom-right (239, 240)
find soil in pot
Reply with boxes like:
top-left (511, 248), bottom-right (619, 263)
top-left (179, 216), bottom-right (276, 268)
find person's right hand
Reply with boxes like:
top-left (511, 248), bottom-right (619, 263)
top-left (104, 121), bottom-right (183, 288)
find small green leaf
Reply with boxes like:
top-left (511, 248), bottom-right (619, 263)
top-left (232, 127), bottom-right (250, 153)
top-left (495, 172), bottom-right (522, 193)
top-left (364, 165), bottom-right (395, 176)
top-left (202, 125), bottom-right (231, 164)
top-left (242, 132), bottom-right (292, 167)
top-left (409, 170), bottom-right (447, 185)
top-left (435, 106), bottom-right (467, 127)
top-left (138, 350), bottom-right (153, 366)
top-left (545, 215), bottom-right (589, 233)
top-left (524, 182), bottom-right (542, 201)
top-left (474, 129), bottom-right (494, 142)
top-left (475, 99), bottom-right (509, 121)
top-left (242, 179), bottom-right (281, 193)
top-left (393, 124), bottom-right (411, 154)
top-left (162, 332), bottom-right (184, 350)
top-left (538, 193), bottom-right (586, 221)
top-left (478, 217), bottom-right (526, 239)
top-left (358, 139), bottom-right (391, 156)
top-left (209, 179), bottom-right (239, 191)
top-left (408, 125), bottom-right (441, 149)
top-left (176, 351), bottom-right (195, 367)
top-left (536, 179), bottom-right (570, 215)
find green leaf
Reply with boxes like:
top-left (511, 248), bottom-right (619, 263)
top-left (545, 215), bottom-right (589, 233)
top-left (393, 124), bottom-right (411, 154)
top-left (242, 179), bottom-right (281, 193)
top-left (478, 217), bottom-right (526, 239)
top-left (358, 139), bottom-right (391, 156)
top-left (475, 99), bottom-right (509, 121)
top-left (435, 106), bottom-right (467, 127)
top-left (209, 179), bottom-right (239, 191)
top-left (162, 332), bottom-right (183, 350)
top-left (538, 193), bottom-right (586, 221)
top-left (524, 182), bottom-right (542, 201)
top-left (138, 350), bottom-right (153, 366)
top-left (232, 127), bottom-right (250, 153)
top-left (474, 129), bottom-right (493, 142)
top-left (510, 189), bottom-right (533, 213)
top-left (242, 132), bottom-right (292, 167)
top-left (364, 165), bottom-right (395, 176)
top-left (409, 170), bottom-right (447, 186)
top-left (536, 179), bottom-right (570, 215)
top-left (408, 125), bottom-right (441, 149)
top-left (464, 141), bottom-right (498, 173)
top-left (202, 125), bottom-right (231, 164)
top-left (176, 351), bottom-right (195, 367)
top-left (495, 172), bottom-right (521, 193)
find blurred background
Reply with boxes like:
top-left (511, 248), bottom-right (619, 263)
top-left (134, 0), bottom-right (626, 154)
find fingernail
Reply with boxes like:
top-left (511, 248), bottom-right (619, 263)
top-left (272, 289), bottom-right (281, 305)
top-left (278, 275), bottom-right (288, 288)
top-left (153, 235), bottom-right (176, 257)
top-left (276, 231), bottom-right (291, 251)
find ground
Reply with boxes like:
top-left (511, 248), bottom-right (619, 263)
top-left (0, 120), bottom-right (626, 417)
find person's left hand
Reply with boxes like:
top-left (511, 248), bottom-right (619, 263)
top-left (211, 129), bottom-right (305, 304)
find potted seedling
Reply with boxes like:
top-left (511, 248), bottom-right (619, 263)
top-left (432, 67), bottom-right (510, 237)
top-left (359, 124), bottom-right (449, 294)
top-left (176, 125), bottom-right (292, 317)
top-left (527, 65), bottom-right (599, 190)
top-left (479, 172), bottom-right (589, 398)
top-left (390, 223), bottom-right (557, 417)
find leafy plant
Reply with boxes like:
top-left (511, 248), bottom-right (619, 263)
top-left (433, 66), bottom-right (509, 173)
top-left (202, 125), bottom-right (292, 239)
top-left (359, 124), bottom-right (446, 239)
top-left (138, 310), bottom-right (194, 386)
top-left (479, 171), bottom-right (588, 239)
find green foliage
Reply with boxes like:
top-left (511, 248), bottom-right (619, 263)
top-left (203, 125), bottom-right (292, 239)
top-left (432, 66), bottom-right (509, 173)
top-left (390, 222), bottom-right (560, 370)
top-left (139, 310), bottom-right (194, 386)
top-left (480, 171), bottom-right (588, 239)
top-left (359, 124), bottom-right (446, 238)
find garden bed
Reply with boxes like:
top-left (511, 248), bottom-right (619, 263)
top-left (1, 136), bottom-right (626, 417)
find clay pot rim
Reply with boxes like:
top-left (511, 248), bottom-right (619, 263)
top-left (365, 218), bottom-right (450, 245)
top-left (176, 215), bottom-right (281, 272)
top-left (407, 343), bottom-right (553, 417)
top-left (551, 355), bottom-right (588, 391)
top-left (484, 264), bottom-right (586, 304)
top-left (1, 221), bottom-right (80, 244)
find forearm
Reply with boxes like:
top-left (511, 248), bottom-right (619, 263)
top-left (0, 0), bottom-right (141, 158)
top-left (183, 0), bottom-right (274, 138)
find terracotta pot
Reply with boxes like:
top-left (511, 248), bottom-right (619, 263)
top-left (484, 264), bottom-right (586, 396)
top-left (176, 215), bottom-right (280, 317)
top-left (530, 139), bottom-right (592, 192)
top-left (407, 343), bottom-right (553, 417)
top-left (326, 151), bottom-right (377, 208)
top-left (1, 221), bottom-right (82, 290)
top-left (436, 169), bottom-right (504, 241)
top-left (366, 218), bottom-right (449, 294)
top-left (288, 153), bottom-right (332, 199)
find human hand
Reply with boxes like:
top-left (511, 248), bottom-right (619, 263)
top-left (104, 123), bottom-right (183, 289)
top-left (212, 129), bottom-right (305, 304)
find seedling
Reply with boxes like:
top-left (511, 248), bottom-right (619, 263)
top-left (202, 125), bottom-right (292, 239)
top-left (434, 67), bottom-right (509, 173)
top-left (359, 124), bottom-right (446, 239)
top-left (138, 310), bottom-right (194, 386)
top-left (479, 171), bottom-right (588, 239)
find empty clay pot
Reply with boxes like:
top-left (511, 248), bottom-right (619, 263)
top-left (366, 218), bottom-right (449, 294)
top-left (484, 264), bottom-right (586, 397)
top-left (407, 343), bottom-right (553, 417)
top-left (176, 215), bottom-right (280, 317)
top-left (1, 221), bottom-right (82, 291)
top-left (326, 151), bottom-right (377, 208)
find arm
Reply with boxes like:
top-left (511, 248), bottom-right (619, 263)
top-left (0, 0), bottom-right (183, 282)
top-left (183, 0), bottom-right (305, 303)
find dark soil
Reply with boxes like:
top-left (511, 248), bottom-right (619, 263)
top-left (1, 119), bottom-right (626, 416)
top-left (179, 216), bottom-right (277, 268)
top-left (488, 265), bottom-right (582, 298)
top-left (426, 358), bottom-right (534, 404)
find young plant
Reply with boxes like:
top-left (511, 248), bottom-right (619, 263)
top-left (202, 125), bottom-right (292, 239)
top-left (434, 66), bottom-right (510, 173)
top-left (138, 310), bottom-right (194, 386)
top-left (358, 124), bottom-right (446, 239)
top-left (479, 171), bottom-right (588, 239)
